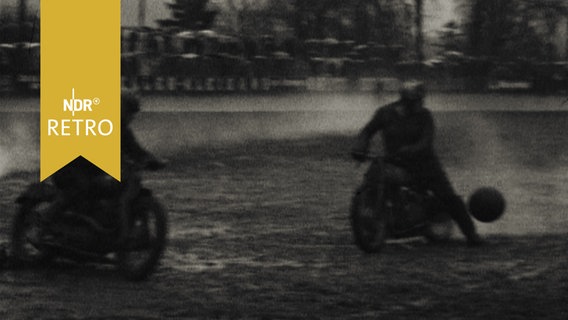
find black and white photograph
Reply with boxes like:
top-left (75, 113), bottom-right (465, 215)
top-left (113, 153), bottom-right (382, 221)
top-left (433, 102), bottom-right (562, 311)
top-left (0, 0), bottom-right (567, 319)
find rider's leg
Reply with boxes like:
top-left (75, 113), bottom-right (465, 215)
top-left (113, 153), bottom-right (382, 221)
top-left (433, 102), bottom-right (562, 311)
top-left (363, 160), bottom-right (385, 209)
top-left (117, 167), bottom-right (141, 246)
top-left (414, 161), bottom-right (482, 246)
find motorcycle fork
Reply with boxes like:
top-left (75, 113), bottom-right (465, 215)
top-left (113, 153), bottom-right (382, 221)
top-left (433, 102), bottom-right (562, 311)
top-left (117, 179), bottom-right (143, 243)
top-left (376, 164), bottom-right (399, 226)
top-left (383, 186), bottom-right (399, 228)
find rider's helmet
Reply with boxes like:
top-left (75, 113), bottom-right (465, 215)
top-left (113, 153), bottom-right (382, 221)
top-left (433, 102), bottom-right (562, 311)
top-left (399, 80), bottom-right (426, 102)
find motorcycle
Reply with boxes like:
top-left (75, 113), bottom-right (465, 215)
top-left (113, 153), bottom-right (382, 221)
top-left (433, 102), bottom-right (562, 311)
top-left (350, 155), bottom-right (454, 253)
top-left (10, 162), bottom-right (168, 280)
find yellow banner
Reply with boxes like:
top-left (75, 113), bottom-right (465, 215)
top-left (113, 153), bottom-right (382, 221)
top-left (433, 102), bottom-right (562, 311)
top-left (41, 0), bottom-right (121, 181)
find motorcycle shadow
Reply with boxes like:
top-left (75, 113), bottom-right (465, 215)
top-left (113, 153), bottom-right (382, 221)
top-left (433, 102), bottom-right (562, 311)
top-left (0, 253), bottom-right (147, 281)
top-left (379, 235), bottom-right (503, 253)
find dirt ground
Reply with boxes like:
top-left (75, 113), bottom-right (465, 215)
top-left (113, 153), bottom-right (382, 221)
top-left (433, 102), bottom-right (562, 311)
top-left (0, 96), bottom-right (567, 319)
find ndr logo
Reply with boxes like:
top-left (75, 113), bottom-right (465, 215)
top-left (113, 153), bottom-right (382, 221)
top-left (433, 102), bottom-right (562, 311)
top-left (63, 88), bottom-right (100, 116)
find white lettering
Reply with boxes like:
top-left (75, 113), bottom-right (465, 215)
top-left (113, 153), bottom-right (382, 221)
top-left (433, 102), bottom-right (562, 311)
top-left (63, 99), bottom-right (73, 114)
top-left (83, 99), bottom-right (92, 111)
top-left (85, 119), bottom-right (96, 135)
top-left (72, 119), bottom-right (83, 135)
top-left (62, 88), bottom-right (95, 116)
top-left (61, 119), bottom-right (70, 136)
top-left (98, 119), bottom-right (113, 136)
top-left (47, 119), bottom-right (59, 136)
top-left (46, 119), bottom-right (114, 136)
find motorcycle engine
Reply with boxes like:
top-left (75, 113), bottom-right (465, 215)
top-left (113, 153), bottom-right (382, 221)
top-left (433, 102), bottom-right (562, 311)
top-left (49, 219), bottom-right (100, 249)
top-left (92, 199), bottom-right (119, 228)
top-left (398, 188), bottom-right (427, 226)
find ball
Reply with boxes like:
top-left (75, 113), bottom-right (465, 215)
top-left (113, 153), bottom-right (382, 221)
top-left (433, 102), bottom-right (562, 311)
top-left (468, 187), bottom-right (506, 223)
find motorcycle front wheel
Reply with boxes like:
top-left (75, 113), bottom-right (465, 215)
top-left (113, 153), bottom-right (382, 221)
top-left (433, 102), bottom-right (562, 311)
top-left (117, 195), bottom-right (167, 281)
top-left (11, 202), bottom-right (54, 266)
top-left (349, 186), bottom-right (388, 253)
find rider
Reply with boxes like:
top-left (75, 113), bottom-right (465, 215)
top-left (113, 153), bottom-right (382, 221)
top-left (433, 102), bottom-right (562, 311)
top-left (351, 80), bottom-right (483, 246)
top-left (117, 92), bottom-right (165, 244)
top-left (48, 92), bottom-right (164, 244)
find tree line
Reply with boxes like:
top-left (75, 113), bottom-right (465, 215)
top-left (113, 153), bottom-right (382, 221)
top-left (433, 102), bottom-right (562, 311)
top-left (156, 0), bottom-right (568, 63)
top-left (1, 0), bottom-right (566, 63)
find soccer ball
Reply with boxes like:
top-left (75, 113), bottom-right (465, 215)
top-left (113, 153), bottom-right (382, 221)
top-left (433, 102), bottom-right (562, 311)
top-left (468, 187), bottom-right (506, 223)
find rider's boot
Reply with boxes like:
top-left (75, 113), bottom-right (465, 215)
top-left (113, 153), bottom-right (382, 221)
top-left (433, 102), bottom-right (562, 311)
top-left (447, 195), bottom-right (485, 247)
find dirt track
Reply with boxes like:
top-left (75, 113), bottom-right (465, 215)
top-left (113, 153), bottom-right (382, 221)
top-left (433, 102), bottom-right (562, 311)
top-left (0, 95), bottom-right (567, 319)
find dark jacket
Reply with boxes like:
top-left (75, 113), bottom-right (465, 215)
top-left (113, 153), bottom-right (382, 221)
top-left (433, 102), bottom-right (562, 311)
top-left (354, 100), bottom-right (435, 160)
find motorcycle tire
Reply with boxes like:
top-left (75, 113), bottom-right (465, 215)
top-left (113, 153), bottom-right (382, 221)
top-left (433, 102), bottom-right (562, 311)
top-left (117, 195), bottom-right (167, 281)
top-left (349, 186), bottom-right (388, 253)
top-left (11, 203), bottom-right (54, 266)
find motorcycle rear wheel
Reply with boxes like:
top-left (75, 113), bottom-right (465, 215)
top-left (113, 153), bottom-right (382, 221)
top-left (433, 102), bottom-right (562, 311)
top-left (11, 202), bottom-right (54, 266)
top-left (350, 187), bottom-right (388, 253)
top-left (117, 196), bottom-right (167, 281)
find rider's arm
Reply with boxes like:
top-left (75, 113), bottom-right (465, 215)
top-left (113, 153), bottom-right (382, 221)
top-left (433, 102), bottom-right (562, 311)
top-left (397, 110), bottom-right (434, 157)
top-left (352, 106), bottom-right (388, 157)
top-left (360, 106), bottom-right (388, 140)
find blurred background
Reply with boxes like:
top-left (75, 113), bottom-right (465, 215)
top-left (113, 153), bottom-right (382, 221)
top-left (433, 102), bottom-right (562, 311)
top-left (0, 5), bottom-right (567, 317)
top-left (1, 0), bottom-right (568, 95)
